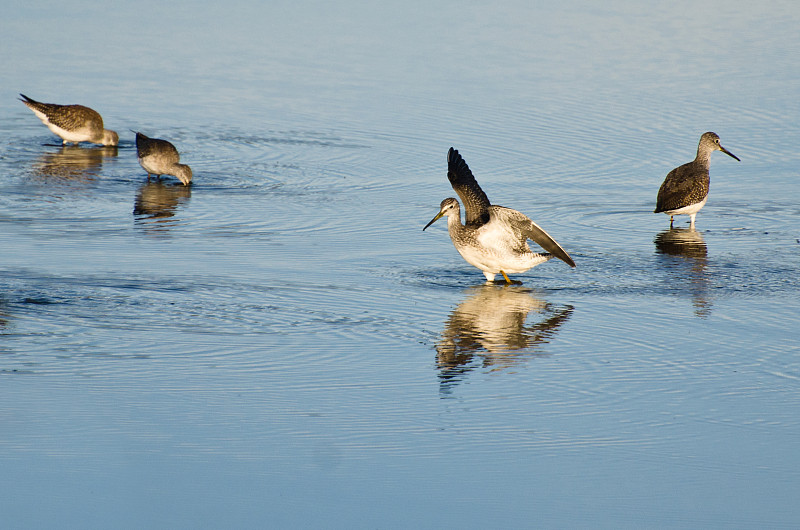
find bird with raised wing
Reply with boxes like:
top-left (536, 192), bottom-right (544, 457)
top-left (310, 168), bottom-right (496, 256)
top-left (424, 148), bottom-right (575, 283)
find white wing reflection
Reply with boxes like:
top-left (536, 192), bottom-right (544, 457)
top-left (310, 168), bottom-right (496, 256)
top-left (436, 284), bottom-right (573, 392)
top-left (29, 145), bottom-right (118, 181)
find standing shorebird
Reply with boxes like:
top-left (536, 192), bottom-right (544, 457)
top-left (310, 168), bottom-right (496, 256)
top-left (654, 132), bottom-right (740, 228)
top-left (423, 147), bottom-right (575, 283)
top-left (19, 94), bottom-right (119, 146)
top-left (134, 132), bottom-right (193, 185)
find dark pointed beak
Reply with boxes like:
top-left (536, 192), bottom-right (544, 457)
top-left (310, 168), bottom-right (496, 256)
top-left (423, 210), bottom-right (445, 231)
top-left (720, 145), bottom-right (740, 162)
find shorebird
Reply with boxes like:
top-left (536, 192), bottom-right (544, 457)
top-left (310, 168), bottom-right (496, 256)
top-left (134, 132), bottom-right (193, 185)
top-left (654, 132), bottom-right (740, 227)
top-left (423, 147), bottom-right (575, 283)
top-left (19, 94), bottom-right (119, 146)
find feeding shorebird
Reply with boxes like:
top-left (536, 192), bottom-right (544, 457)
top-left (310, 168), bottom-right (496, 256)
top-left (654, 132), bottom-right (740, 228)
top-left (423, 147), bottom-right (575, 283)
top-left (19, 94), bottom-right (119, 146)
top-left (134, 132), bottom-right (193, 185)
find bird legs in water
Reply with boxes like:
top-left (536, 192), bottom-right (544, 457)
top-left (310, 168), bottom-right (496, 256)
top-left (483, 270), bottom-right (517, 284)
top-left (669, 214), bottom-right (697, 229)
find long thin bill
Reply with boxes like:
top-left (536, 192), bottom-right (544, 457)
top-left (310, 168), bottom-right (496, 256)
top-left (721, 145), bottom-right (740, 161)
top-left (423, 211), bottom-right (444, 231)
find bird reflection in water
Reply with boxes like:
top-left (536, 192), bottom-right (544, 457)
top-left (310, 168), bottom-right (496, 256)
top-left (436, 284), bottom-right (573, 392)
top-left (30, 145), bottom-right (118, 181)
top-left (133, 180), bottom-right (191, 231)
top-left (654, 227), bottom-right (711, 317)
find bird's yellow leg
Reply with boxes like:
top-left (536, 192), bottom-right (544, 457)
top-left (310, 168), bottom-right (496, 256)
top-left (500, 270), bottom-right (511, 284)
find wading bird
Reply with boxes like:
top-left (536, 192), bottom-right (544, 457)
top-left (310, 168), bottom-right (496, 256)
top-left (424, 148), bottom-right (575, 283)
top-left (655, 132), bottom-right (739, 228)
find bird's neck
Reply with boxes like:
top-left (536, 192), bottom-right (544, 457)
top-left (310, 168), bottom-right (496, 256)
top-left (695, 146), bottom-right (712, 168)
top-left (446, 211), bottom-right (465, 236)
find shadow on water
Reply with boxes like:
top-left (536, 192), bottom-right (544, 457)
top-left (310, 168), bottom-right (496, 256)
top-left (654, 227), bottom-right (711, 318)
top-left (29, 145), bottom-right (118, 181)
top-left (435, 284), bottom-right (573, 394)
top-left (133, 180), bottom-right (192, 232)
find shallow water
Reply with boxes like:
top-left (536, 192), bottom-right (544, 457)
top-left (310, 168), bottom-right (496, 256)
top-left (2, 1), bottom-right (800, 528)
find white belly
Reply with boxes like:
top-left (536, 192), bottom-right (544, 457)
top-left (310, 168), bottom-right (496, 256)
top-left (139, 157), bottom-right (163, 175)
top-left (46, 123), bottom-right (93, 143)
top-left (455, 222), bottom-right (551, 275)
top-left (662, 196), bottom-right (707, 216)
top-left (30, 107), bottom-right (93, 143)
top-left (456, 244), bottom-right (549, 274)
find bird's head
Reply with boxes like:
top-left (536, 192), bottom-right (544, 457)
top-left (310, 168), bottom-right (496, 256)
top-left (423, 197), bottom-right (460, 231)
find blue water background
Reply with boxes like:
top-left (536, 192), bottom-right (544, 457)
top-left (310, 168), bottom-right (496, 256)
top-left (1, 1), bottom-right (799, 528)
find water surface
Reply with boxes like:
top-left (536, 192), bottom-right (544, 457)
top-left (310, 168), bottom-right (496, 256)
top-left (2, 1), bottom-right (799, 528)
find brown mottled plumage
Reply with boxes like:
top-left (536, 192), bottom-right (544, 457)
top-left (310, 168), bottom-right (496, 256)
top-left (19, 94), bottom-right (118, 146)
top-left (134, 132), bottom-right (192, 185)
top-left (655, 132), bottom-right (739, 227)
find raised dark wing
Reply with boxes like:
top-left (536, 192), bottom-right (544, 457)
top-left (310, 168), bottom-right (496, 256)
top-left (447, 147), bottom-right (491, 227)
top-left (501, 208), bottom-right (576, 267)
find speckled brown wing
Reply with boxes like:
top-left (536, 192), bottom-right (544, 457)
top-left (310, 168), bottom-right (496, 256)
top-left (135, 132), bottom-right (179, 162)
top-left (50, 105), bottom-right (102, 132)
top-left (495, 207), bottom-right (576, 267)
top-left (447, 147), bottom-right (491, 228)
top-left (654, 161), bottom-right (709, 213)
top-left (19, 94), bottom-right (103, 132)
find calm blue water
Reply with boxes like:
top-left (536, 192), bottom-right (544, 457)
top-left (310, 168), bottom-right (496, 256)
top-left (2, 1), bottom-right (799, 528)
